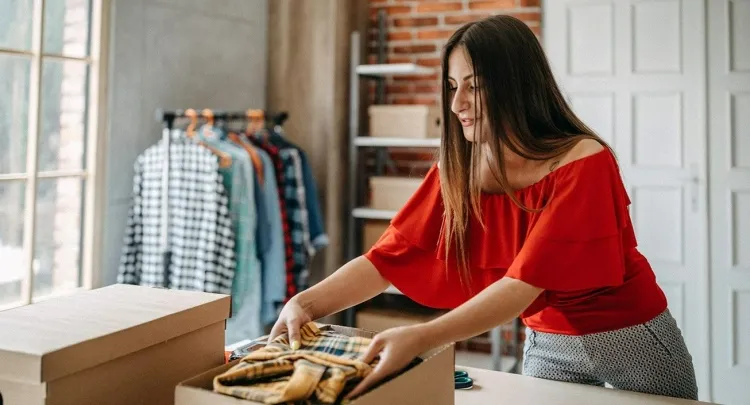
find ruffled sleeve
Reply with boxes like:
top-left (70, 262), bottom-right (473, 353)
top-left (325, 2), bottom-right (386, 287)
top-left (363, 165), bottom-right (468, 308)
top-left (505, 149), bottom-right (634, 292)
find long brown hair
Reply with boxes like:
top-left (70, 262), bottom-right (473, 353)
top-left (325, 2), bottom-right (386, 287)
top-left (438, 15), bottom-right (610, 289)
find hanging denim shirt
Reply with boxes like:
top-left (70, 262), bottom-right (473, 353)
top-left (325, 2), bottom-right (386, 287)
top-left (248, 144), bottom-right (287, 326)
top-left (250, 136), bottom-right (297, 302)
top-left (296, 149), bottom-right (329, 253)
top-left (197, 125), bottom-right (262, 343)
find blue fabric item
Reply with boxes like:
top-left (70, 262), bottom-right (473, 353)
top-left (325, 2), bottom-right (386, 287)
top-left (253, 147), bottom-right (287, 325)
top-left (197, 125), bottom-right (262, 344)
top-left (253, 172), bottom-right (270, 262)
top-left (296, 149), bottom-right (329, 251)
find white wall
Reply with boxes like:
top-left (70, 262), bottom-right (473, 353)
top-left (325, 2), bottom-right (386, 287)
top-left (101, 0), bottom-right (268, 286)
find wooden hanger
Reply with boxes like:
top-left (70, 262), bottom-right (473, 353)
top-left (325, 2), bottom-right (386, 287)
top-left (185, 108), bottom-right (199, 138)
top-left (228, 117), bottom-right (265, 184)
top-left (245, 109), bottom-right (257, 138)
top-left (201, 108), bottom-right (215, 128)
top-left (229, 132), bottom-right (264, 184)
top-left (246, 109), bottom-right (265, 137)
top-left (185, 108), bottom-right (232, 168)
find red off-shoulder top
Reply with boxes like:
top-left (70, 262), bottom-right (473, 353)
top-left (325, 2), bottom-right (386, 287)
top-left (364, 148), bottom-right (667, 335)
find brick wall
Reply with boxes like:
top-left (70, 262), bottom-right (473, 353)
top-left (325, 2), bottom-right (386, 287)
top-left (368, 0), bottom-right (542, 106)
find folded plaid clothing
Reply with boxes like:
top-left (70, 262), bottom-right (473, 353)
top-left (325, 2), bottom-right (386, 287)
top-left (213, 323), bottom-right (380, 404)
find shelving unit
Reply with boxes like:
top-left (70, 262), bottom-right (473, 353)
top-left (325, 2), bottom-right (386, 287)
top-left (345, 30), bottom-right (438, 298)
top-left (356, 63), bottom-right (435, 77)
top-left (351, 207), bottom-right (398, 220)
top-left (353, 136), bottom-right (441, 148)
top-left (344, 26), bottom-right (520, 374)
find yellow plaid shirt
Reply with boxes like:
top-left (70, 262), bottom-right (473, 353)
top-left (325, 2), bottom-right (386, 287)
top-left (214, 323), bottom-right (378, 404)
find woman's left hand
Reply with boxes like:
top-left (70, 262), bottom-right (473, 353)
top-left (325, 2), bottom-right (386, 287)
top-left (345, 325), bottom-right (431, 400)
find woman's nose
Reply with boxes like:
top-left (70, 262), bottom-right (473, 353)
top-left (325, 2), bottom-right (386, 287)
top-left (451, 90), bottom-right (469, 115)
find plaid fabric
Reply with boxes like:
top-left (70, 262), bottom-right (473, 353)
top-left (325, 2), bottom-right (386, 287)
top-left (118, 130), bottom-right (236, 294)
top-left (279, 149), bottom-right (311, 292)
top-left (252, 137), bottom-right (297, 301)
top-left (214, 323), bottom-right (377, 404)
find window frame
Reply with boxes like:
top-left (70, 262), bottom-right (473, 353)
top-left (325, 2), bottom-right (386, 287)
top-left (0, 0), bottom-right (110, 309)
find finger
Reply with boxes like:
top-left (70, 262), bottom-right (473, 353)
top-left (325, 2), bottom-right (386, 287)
top-left (360, 338), bottom-right (384, 364)
top-left (346, 364), bottom-right (388, 399)
top-left (346, 341), bottom-right (388, 400)
top-left (268, 321), bottom-right (286, 342)
top-left (287, 319), bottom-right (301, 350)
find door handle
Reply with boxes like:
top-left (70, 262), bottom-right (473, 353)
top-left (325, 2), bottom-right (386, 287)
top-left (686, 163), bottom-right (700, 213)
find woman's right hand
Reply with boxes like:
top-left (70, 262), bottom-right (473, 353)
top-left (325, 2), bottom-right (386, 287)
top-left (268, 297), bottom-right (314, 350)
top-left (266, 256), bottom-right (390, 349)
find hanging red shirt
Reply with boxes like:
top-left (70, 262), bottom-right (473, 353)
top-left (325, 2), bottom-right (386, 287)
top-left (364, 148), bottom-right (668, 335)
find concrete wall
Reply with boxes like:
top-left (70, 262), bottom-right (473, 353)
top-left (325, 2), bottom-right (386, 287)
top-left (101, 0), bottom-right (268, 286)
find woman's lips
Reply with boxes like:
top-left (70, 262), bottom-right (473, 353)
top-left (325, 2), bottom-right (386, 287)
top-left (460, 118), bottom-right (474, 127)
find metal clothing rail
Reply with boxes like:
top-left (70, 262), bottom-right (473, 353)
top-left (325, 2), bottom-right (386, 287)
top-left (154, 108), bottom-right (288, 288)
top-left (156, 109), bottom-right (289, 126)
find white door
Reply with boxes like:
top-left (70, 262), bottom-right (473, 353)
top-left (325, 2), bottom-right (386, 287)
top-left (543, 0), bottom-right (711, 400)
top-left (708, 1), bottom-right (750, 404)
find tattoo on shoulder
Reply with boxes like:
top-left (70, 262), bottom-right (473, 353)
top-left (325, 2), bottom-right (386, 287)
top-left (549, 160), bottom-right (560, 172)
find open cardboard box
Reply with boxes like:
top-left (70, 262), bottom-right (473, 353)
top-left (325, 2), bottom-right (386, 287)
top-left (176, 325), bottom-right (456, 405)
top-left (0, 284), bottom-right (230, 405)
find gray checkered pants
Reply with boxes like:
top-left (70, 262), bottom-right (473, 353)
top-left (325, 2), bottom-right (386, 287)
top-left (522, 309), bottom-right (698, 400)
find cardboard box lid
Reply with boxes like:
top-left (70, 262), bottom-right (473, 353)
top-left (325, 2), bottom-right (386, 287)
top-left (0, 284), bottom-right (230, 384)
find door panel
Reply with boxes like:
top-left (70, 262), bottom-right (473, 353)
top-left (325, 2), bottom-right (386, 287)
top-left (732, 93), bottom-right (750, 168)
top-left (567, 3), bottom-right (615, 76)
top-left (631, 0), bottom-right (682, 74)
top-left (544, 0), bottom-right (711, 400)
top-left (570, 94), bottom-right (615, 144)
top-left (633, 92), bottom-right (684, 167)
top-left (709, 1), bottom-right (750, 403)
top-left (632, 186), bottom-right (684, 265)
top-left (728, 0), bottom-right (750, 71)
top-left (661, 282), bottom-right (686, 328)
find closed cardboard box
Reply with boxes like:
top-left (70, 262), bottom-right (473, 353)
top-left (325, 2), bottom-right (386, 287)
top-left (176, 324), bottom-right (455, 405)
top-left (356, 308), bottom-right (442, 332)
top-left (362, 220), bottom-right (390, 254)
top-left (369, 105), bottom-right (441, 138)
top-left (0, 284), bottom-right (230, 405)
top-left (370, 176), bottom-right (423, 211)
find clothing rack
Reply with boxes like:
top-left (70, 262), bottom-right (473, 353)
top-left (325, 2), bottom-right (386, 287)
top-left (154, 108), bottom-right (288, 288)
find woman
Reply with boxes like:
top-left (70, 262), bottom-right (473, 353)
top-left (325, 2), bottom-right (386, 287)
top-left (269, 15), bottom-right (698, 400)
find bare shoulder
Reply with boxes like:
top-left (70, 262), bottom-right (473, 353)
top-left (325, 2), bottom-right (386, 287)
top-left (559, 138), bottom-right (605, 165)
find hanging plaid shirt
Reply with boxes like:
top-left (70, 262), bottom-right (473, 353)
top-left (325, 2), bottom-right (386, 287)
top-left (279, 148), bottom-right (312, 292)
top-left (214, 323), bottom-right (378, 404)
top-left (117, 130), bottom-right (236, 294)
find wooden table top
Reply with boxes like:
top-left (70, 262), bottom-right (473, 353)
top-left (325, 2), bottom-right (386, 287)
top-left (454, 367), bottom-right (714, 405)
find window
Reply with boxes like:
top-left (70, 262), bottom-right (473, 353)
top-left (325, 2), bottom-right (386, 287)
top-left (0, 0), bottom-right (107, 309)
